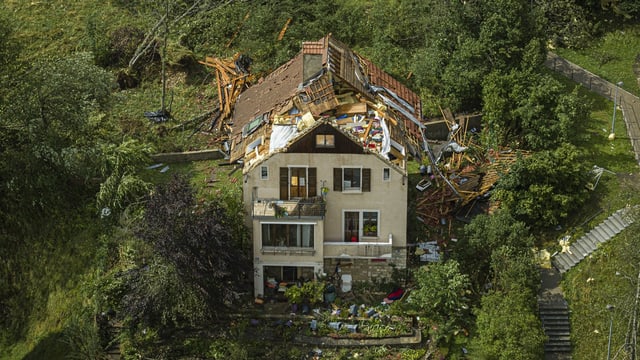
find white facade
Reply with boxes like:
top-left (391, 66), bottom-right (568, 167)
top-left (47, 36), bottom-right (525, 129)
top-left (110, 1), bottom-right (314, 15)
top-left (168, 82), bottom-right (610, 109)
top-left (244, 151), bottom-right (407, 297)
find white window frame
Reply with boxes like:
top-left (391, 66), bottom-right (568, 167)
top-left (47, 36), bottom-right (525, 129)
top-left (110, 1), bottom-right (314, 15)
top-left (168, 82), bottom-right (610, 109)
top-left (342, 166), bottom-right (362, 192)
top-left (342, 210), bottom-right (379, 241)
top-left (260, 165), bottom-right (269, 180)
top-left (383, 167), bottom-right (390, 181)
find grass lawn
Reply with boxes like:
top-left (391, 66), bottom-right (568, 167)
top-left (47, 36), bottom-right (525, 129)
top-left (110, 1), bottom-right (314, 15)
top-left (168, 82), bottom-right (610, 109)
top-left (554, 24), bottom-right (640, 97)
top-left (563, 219), bottom-right (640, 360)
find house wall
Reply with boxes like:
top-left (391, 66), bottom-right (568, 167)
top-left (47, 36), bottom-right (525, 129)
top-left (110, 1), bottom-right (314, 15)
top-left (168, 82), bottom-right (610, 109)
top-left (244, 152), bottom-right (408, 296)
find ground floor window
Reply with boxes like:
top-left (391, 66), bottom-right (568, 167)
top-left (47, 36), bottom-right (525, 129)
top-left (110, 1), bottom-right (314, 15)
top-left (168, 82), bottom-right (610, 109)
top-left (264, 265), bottom-right (315, 283)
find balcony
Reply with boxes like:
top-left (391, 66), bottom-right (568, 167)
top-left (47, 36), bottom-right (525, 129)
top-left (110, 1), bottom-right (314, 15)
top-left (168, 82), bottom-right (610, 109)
top-left (252, 197), bottom-right (326, 219)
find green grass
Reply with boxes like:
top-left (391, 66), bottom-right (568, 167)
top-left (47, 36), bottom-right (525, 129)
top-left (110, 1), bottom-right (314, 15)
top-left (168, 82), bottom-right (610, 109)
top-left (552, 25), bottom-right (640, 359)
top-left (555, 24), bottom-right (640, 97)
top-left (563, 220), bottom-right (640, 360)
top-left (1, 215), bottom-right (103, 360)
top-left (5, 0), bottom-right (147, 61)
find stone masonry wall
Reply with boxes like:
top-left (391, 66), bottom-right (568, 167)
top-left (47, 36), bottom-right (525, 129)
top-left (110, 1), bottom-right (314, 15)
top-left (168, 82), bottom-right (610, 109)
top-left (323, 247), bottom-right (407, 284)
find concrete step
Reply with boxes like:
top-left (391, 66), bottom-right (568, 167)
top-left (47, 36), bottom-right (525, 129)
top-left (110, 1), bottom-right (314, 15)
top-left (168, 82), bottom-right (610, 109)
top-left (591, 227), bottom-right (609, 242)
top-left (540, 313), bottom-right (570, 320)
top-left (542, 321), bottom-right (570, 328)
top-left (553, 255), bottom-right (572, 272)
top-left (580, 236), bottom-right (598, 250)
top-left (545, 344), bottom-right (572, 353)
top-left (601, 221), bottom-right (621, 236)
top-left (570, 241), bottom-right (591, 256)
top-left (540, 307), bottom-right (569, 314)
top-left (563, 250), bottom-right (582, 264)
top-left (608, 215), bottom-right (626, 230)
top-left (583, 232), bottom-right (602, 245)
top-left (596, 223), bottom-right (615, 238)
top-left (545, 330), bottom-right (571, 337)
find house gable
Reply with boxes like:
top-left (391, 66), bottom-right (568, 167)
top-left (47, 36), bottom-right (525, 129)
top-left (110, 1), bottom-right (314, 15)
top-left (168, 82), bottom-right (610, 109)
top-left (286, 122), bottom-right (365, 155)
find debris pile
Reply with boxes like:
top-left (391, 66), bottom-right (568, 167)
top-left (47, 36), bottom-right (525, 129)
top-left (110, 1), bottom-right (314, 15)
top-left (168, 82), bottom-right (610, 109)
top-left (416, 109), bottom-right (530, 227)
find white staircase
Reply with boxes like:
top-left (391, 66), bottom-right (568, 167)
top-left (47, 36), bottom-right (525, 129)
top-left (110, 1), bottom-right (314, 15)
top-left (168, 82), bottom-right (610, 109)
top-left (552, 207), bottom-right (636, 273)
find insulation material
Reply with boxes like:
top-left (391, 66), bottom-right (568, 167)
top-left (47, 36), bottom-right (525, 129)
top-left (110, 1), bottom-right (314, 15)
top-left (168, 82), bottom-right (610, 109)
top-left (297, 112), bottom-right (316, 132)
top-left (380, 117), bottom-right (391, 158)
top-left (269, 125), bottom-right (298, 152)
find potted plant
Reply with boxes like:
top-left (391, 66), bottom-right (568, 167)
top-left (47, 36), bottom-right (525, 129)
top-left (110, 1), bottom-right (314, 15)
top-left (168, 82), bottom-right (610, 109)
top-left (285, 281), bottom-right (325, 312)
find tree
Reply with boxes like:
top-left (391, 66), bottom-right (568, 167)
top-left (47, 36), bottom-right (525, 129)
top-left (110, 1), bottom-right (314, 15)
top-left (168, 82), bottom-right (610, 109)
top-left (410, 0), bottom-right (546, 112)
top-left (96, 139), bottom-right (154, 217)
top-left (118, 256), bottom-right (209, 329)
top-left (455, 210), bottom-right (535, 293)
top-left (471, 288), bottom-right (546, 360)
top-left (536, 0), bottom-right (594, 48)
top-left (134, 175), bottom-right (250, 312)
top-left (490, 246), bottom-right (540, 294)
top-left (482, 70), bottom-right (590, 150)
top-left (0, 53), bottom-right (114, 229)
top-left (493, 143), bottom-right (590, 228)
top-left (408, 260), bottom-right (471, 325)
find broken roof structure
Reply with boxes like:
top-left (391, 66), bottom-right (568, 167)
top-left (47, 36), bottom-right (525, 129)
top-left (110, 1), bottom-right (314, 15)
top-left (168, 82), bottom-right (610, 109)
top-left (225, 34), bottom-right (424, 168)
top-left (416, 111), bottom-right (531, 226)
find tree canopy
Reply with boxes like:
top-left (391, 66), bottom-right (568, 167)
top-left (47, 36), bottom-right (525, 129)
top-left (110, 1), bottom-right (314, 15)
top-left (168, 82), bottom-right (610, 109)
top-left (134, 175), bottom-right (250, 311)
top-left (471, 287), bottom-right (546, 360)
top-left (494, 143), bottom-right (591, 228)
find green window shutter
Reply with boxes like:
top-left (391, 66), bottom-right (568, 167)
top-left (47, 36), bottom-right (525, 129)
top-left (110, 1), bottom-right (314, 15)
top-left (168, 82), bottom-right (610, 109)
top-left (362, 168), bottom-right (371, 192)
top-left (333, 168), bottom-right (342, 191)
top-left (280, 167), bottom-right (289, 200)
top-left (308, 167), bottom-right (317, 197)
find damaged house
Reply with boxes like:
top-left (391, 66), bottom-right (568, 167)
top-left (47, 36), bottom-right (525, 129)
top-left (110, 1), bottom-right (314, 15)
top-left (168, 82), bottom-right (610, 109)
top-left (227, 35), bottom-right (423, 298)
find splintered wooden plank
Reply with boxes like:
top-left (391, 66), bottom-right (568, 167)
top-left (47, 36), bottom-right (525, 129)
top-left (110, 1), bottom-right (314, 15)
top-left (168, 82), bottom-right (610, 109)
top-left (336, 102), bottom-right (367, 115)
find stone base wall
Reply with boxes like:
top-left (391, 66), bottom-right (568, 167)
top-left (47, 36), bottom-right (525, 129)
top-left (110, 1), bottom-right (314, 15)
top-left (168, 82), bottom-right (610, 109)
top-left (323, 247), bottom-right (407, 284)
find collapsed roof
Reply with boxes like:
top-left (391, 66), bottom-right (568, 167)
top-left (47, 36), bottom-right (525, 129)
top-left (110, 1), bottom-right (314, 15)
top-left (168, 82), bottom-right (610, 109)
top-left (221, 34), bottom-right (425, 171)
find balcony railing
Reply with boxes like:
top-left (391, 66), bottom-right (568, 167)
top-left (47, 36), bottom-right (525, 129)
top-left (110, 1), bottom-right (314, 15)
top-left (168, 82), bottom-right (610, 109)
top-left (260, 246), bottom-right (316, 256)
top-left (324, 242), bottom-right (393, 258)
top-left (252, 197), bottom-right (326, 219)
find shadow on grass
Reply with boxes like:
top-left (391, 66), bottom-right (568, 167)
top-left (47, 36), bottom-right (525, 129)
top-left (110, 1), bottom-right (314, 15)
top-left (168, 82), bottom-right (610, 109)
top-left (22, 331), bottom-right (70, 360)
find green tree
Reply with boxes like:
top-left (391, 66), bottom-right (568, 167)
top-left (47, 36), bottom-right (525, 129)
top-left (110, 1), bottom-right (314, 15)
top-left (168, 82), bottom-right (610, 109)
top-left (493, 143), bottom-right (590, 227)
top-left (482, 70), bottom-right (590, 150)
top-left (490, 246), bottom-right (540, 294)
top-left (96, 139), bottom-right (154, 216)
top-left (408, 260), bottom-right (471, 325)
top-left (471, 288), bottom-right (546, 360)
top-left (411, 0), bottom-right (546, 111)
top-left (455, 210), bottom-right (535, 293)
top-left (536, 0), bottom-right (594, 48)
top-left (0, 53), bottom-right (114, 227)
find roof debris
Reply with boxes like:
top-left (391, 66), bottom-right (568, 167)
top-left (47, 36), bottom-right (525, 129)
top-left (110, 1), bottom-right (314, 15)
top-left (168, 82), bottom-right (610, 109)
top-left (200, 34), bottom-right (424, 172)
top-left (417, 110), bottom-right (531, 227)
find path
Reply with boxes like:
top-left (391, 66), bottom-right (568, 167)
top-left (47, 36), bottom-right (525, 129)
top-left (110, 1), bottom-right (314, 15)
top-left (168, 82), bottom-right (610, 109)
top-left (545, 52), bottom-right (640, 165)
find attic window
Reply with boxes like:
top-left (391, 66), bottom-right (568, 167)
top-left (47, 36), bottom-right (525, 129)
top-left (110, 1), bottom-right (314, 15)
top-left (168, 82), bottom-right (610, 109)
top-left (383, 168), bottom-right (390, 181)
top-left (242, 113), bottom-right (269, 138)
top-left (316, 134), bottom-right (335, 148)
